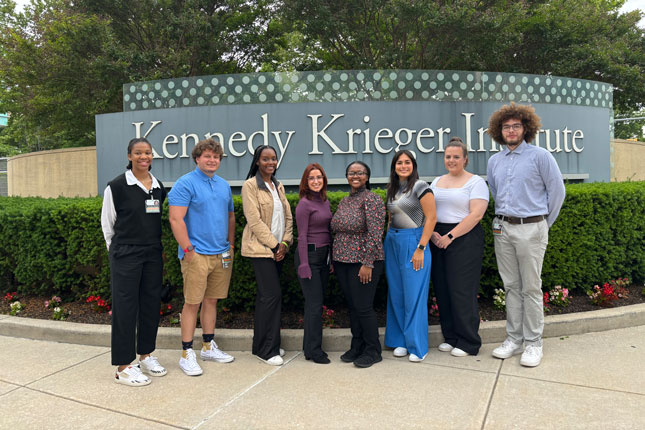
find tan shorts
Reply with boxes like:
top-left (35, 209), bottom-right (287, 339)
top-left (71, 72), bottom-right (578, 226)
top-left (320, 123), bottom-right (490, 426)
top-left (180, 252), bottom-right (233, 304)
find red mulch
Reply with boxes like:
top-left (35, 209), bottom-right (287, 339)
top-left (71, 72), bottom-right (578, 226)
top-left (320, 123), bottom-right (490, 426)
top-left (2, 284), bottom-right (643, 329)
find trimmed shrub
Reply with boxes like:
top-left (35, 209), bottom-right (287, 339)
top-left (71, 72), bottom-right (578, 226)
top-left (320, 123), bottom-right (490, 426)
top-left (0, 182), bottom-right (643, 311)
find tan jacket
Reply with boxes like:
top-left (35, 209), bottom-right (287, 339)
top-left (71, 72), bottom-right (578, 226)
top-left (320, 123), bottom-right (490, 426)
top-left (241, 173), bottom-right (293, 258)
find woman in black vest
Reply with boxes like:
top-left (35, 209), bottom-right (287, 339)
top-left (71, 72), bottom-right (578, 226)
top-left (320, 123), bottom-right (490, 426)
top-left (101, 137), bottom-right (167, 386)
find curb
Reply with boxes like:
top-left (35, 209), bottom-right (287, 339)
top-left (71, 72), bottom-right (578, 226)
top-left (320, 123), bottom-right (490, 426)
top-left (1, 303), bottom-right (644, 351)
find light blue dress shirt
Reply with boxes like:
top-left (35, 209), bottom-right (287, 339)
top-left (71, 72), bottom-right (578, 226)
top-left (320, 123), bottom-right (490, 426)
top-left (486, 141), bottom-right (566, 227)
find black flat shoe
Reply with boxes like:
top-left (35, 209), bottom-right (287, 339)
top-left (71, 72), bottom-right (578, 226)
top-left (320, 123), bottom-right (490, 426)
top-left (353, 354), bottom-right (382, 368)
top-left (340, 349), bottom-right (362, 363)
top-left (306, 355), bottom-right (331, 364)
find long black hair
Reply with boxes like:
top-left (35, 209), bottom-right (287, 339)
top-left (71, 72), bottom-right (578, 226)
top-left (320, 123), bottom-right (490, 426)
top-left (345, 160), bottom-right (371, 190)
top-left (126, 137), bottom-right (152, 170)
top-left (245, 145), bottom-right (279, 179)
top-left (386, 150), bottom-right (418, 202)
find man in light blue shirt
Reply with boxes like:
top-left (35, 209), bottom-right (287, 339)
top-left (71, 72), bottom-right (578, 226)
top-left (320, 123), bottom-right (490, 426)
top-left (486, 103), bottom-right (565, 368)
top-left (169, 138), bottom-right (236, 376)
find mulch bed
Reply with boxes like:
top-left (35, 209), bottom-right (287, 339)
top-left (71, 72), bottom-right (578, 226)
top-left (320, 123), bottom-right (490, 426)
top-left (2, 284), bottom-right (643, 329)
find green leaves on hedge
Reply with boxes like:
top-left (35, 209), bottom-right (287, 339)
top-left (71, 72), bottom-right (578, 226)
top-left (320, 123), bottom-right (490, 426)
top-left (0, 182), bottom-right (643, 310)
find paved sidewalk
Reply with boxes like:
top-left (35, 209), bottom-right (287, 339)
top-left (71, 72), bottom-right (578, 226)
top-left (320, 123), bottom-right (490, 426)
top-left (0, 323), bottom-right (643, 429)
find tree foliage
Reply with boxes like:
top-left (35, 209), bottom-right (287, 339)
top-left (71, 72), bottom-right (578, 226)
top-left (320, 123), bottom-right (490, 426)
top-left (0, 0), bottom-right (643, 155)
top-left (0, 0), bottom-right (279, 154)
top-left (280, 0), bottom-right (645, 109)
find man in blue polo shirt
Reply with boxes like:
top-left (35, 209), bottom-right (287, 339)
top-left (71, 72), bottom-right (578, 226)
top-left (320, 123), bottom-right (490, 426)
top-left (486, 103), bottom-right (565, 368)
top-left (169, 138), bottom-right (235, 376)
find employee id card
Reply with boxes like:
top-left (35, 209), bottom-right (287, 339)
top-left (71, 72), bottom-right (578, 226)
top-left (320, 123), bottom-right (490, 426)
top-left (492, 218), bottom-right (503, 236)
top-left (145, 198), bottom-right (160, 214)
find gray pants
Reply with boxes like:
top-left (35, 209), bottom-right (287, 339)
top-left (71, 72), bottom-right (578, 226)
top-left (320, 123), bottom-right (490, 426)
top-left (493, 219), bottom-right (548, 346)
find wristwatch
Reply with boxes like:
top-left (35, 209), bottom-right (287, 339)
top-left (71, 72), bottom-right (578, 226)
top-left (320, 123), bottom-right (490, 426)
top-left (184, 245), bottom-right (195, 253)
top-left (417, 244), bottom-right (425, 250)
top-left (447, 233), bottom-right (454, 240)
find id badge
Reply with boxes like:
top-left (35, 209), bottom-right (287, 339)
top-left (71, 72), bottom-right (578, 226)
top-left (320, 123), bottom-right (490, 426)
top-left (492, 218), bottom-right (503, 236)
top-left (145, 199), bottom-right (161, 214)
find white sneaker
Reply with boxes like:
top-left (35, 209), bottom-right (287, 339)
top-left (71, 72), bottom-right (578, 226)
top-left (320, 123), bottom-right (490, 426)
top-left (279, 348), bottom-right (285, 357)
top-left (256, 354), bottom-right (283, 366)
top-left (139, 355), bottom-right (167, 376)
top-left (438, 343), bottom-right (453, 352)
top-left (450, 347), bottom-right (469, 357)
top-left (179, 349), bottom-right (203, 376)
top-left (520, 345), bottom-right (543, 367)
top-left (393, 347), bottom-right (408, 357)
top-left (492, 339), bottom-right (524, 359)
top-left (201, 340), bottom-right (234, 363)
top-left (115, 365), bottom-right (151, 386)
top-left (409, 353), bottom-right (427, 362)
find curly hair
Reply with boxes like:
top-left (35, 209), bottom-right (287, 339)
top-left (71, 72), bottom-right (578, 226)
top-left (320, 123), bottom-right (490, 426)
top-left (488, 103), bottom-right (542, 144)
top-left (192, 138), bottom-right (224, 163)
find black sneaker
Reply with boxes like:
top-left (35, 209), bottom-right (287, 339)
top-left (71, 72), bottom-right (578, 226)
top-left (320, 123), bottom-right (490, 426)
top-left (340, 349), bottom-right (362, 363)
top-left (353, 354), bottom-right (382, 368)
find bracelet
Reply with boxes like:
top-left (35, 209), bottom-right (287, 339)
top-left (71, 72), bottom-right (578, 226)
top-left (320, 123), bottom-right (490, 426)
top-left (281, 241), bottom-right (289, 250)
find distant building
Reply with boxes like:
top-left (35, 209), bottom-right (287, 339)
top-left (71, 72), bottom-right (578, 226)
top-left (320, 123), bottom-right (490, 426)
top-left (0, 113), bottom-right (8, 128)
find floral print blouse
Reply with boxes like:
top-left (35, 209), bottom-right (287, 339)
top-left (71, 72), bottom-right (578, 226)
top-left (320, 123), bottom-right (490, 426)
top-left (331, 188), bottom-right (385, 267)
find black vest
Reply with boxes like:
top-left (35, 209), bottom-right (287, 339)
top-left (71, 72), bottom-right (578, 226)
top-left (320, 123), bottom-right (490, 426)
top-left (108, 173), bottom-right (166, 246)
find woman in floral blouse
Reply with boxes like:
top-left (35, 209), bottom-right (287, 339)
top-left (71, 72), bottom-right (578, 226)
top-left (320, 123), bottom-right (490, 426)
top-left (331, 161), bottom-right (386, 368)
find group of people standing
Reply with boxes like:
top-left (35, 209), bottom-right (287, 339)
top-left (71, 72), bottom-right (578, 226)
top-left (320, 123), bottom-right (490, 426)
top-left (101, 103), bottom-right (565, 386)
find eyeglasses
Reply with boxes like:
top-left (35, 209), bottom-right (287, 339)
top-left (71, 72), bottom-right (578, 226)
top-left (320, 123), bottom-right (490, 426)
top-left (502, 123), bottom-right (523, 131)
top-left (307, 175), bottom-right (323, 182)
top-left (347, 171), bottom-right (366, 177)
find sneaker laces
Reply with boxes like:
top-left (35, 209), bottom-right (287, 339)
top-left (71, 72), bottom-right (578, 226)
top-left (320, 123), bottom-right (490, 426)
top-left (524, 345), bottom-right (541, 357)
top-left (144, 355), bottom-right (161, 368)
top-left (183, 349), bottom-right (199, 367)
top-left (122, 364), bottom-right (143, 379)
top-left (501, 339), bottom-right (517, 349)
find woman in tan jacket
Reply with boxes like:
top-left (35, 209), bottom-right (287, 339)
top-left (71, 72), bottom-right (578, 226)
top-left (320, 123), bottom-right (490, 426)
top-left (241, 145), bottom-right (293, 366)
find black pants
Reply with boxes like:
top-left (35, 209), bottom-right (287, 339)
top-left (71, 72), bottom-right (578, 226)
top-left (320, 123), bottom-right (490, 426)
top-left (295, 245), bottom-right (330, 359)
top-left (430, 223), bottom-right (483, 355)
top-left (334, 260), bottom-right (384, 359)
top-left (251, 257), bottom-right (284, 360)
top-left (109, 243), bottom-right (162, 365)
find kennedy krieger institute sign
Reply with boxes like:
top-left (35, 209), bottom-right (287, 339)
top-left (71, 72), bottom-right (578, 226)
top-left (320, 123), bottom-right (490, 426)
top-left (96, 70), bottom-right (613, 193)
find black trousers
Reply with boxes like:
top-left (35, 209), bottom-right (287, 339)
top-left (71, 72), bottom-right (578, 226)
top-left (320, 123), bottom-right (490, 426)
top-left (295, 245), bottom-right (330, 359)
top-left (251, 257), bottom-right (284, 360)
top-left (334, 260), bottom-right (384, 358)
top-left (430, 223), bottom-right (483, 355)
top-left (109, 243), bottom-right (162, 365)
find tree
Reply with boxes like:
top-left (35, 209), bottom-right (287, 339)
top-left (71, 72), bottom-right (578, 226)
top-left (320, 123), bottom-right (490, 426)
top-left (0, 0), bottom-right (281, 154)
top-left (280, 0), bottom-right (645, 111)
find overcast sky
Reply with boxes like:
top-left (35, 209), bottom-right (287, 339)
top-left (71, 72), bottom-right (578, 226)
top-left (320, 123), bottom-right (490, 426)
top-left (11, 0), bottom-right (645, 27)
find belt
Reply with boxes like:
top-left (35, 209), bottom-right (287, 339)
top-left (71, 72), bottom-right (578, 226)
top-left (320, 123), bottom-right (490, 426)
top-left (496, 215), bottom-right (546, 225)
top-left (307, 244), bottom-right (329, 251)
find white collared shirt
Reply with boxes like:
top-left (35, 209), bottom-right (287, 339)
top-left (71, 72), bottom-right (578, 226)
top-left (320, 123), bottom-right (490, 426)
top-left (100, 170), bottom-right (161, 249)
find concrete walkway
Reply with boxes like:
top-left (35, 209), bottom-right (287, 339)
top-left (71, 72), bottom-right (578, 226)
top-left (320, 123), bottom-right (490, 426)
top-left (0, 310), bottom-right (644, 429)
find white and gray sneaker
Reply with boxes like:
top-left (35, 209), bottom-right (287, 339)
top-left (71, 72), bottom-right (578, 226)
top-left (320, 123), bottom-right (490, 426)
top-left (519, 345), bottom-right (543, 367)
top-left (200, 340), bottom-right (234, 363)
top-left (139, 355), bottom-right (167, 377)
top-left (179, 348), bottom-right (203, 376)
top-left (492, 339), bottom-right (524, 359)
top-left (115, 365), bottom-right (151, 386)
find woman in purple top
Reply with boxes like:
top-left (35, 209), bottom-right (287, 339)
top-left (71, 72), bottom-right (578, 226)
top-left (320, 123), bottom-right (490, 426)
top-left (331, 161), bottom-right (386, 368)
top-left (295, 163), bottom-right (333, 364)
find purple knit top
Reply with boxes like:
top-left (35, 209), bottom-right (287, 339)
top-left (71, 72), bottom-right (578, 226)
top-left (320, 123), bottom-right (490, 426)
top-left (295, 192), bottom-right (332, 278)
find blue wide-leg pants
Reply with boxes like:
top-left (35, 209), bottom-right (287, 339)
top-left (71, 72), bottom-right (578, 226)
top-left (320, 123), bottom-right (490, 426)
top-left (384, 226), bottom-right (431, 358)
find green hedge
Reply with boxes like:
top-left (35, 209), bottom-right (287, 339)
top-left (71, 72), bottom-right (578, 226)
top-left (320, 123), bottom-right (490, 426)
top-left (0, 182), bottom-right (643, 311)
